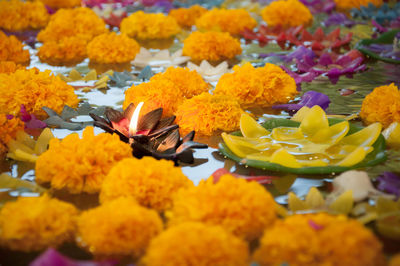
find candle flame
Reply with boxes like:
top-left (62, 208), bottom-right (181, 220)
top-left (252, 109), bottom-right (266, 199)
top-left (129, 102), bottom-right (144, 137)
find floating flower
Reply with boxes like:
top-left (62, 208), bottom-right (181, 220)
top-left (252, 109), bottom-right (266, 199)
top-left (182, 31), bottom-right (242, 62)
top-left (195, 8), bottom-right (257, 36)
top-left (187, 60), bottom-right (231, 82)
top-left (299, 0), bottom-right (336, 14)
top-left (132, 48), bottom-right (190, 68)
top-left (120, 11), bottom-right (180, 40)
top-left (84, 0), bottom-right (134, 8)
top-left (31, 249), bottom-right (117, 266)
top-left (0, 31), bottom-right (30, 65)
top-left (377, 172), bottom-right (400, 198)
top-left (141, 222), bottom-right (249, 266)
top-left (167, 174), bottom-right (277, 241)
top-left (334, 0), bottom-right (383, 10)
top-left (0, 194), bottom-right (78, 252)
top-left (0, 61), bottom-right (24, 74)
top-left (169, 5), bottom-right (207, 28)
top-left (214, 63), bottom-right (298, 107)
top-left (273, 91), bottom-right (331, 112)
top-left (360, 83), bottom-right (400, 128)
top-left (37, 37), bottom-right (87, 66)
top-left (323, 13), bottom-right (358, 27)
top-left (261, 0), bottom-right (313, 28)
top-left (0, 114), bottom-right (24, 157)
top-left (260, 45), bottom-right (317, 63)
top-left (39, 0), bottom-right (82, 9)
top-left (35, 126), bottom-right (132, 194)
top-left (0, 69), bottom-right (79, 119)
top-left (77, 197), bottom-right (162, 258)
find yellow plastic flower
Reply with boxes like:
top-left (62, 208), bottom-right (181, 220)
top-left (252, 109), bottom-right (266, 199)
top-left (253, 213), bottom-right (385, 266)
top-left (167, 174), bottom-right (277, 241)
top-left (0, 31), bottom-right (30, 65)
top-left (0, 194), bottom-right (78, 252)
top-left (261, 0), bottom-right (313, 28)
top-left (0, 114), bottom-right (24, 157)
top-left (87, 32), bottom-right (140, 64)
top-left (39, 0), bottom-right (81, 9)
top-left (169, 5), bottom-right (208, 28)
top-left (214, 62), bottom-right (298, 107)
top-left (175, 92), bottom-right (244, 136)
top-left (37, 7), bottom-right (107, 43)
top-left (0, 69), bottom-right (79, 119)
top-left (35, 126), bottom-right (132, 194)
top-left (196, 8), bottom-right (257, 35)
top-left (0, 61), bottom-right (24, 74)
top-left (360, 83), bottom-right (400, 128)
top-left (77, 197), bottom-right (162, 258)
top-left (120, 11), bottom-right (181, 40)
top-left (182, 31), bottom-right (242, 62)
top-left (141, 222), bottom-right (249, 266)
top-left (334, 0), bottom-right (383, 10)
top-left (100, 157), bottom-right (193, 212)
top-left (0, 0), bottom-right (49, 32)
top-left (38, 37), bottom-right (87, 66)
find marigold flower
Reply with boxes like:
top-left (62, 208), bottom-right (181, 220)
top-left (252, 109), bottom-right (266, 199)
top-left (120, 11), bottom-right (180, 40)
top-left (334, 0), bottom-right (383, 10)
top-left (37, 37), bottom-right (87, 66)
top-left (39, 0), bottom-right (81, 9)
top-left (196, 8), bottom-right (257, 36)
top-left (100, 157), bottom-right (193, 212)
top-left (35, 126), bottom-right (132, 194)
top-left (37, 7), bottom-right (107, 43)
top-left (182, 31), bottom-right (242, 62)
top-left (141, 222), bottom-right (249, 266)
top-left (214, 62), bottom-right (298, 107)
top-left (167, 174), bottom-right (277, 241)
top-left (87, 32), bottom-right (140, 64)
top-left (0, 114), bottom-right (24, 157)
top-left (0, 31), bottom-right (30, 65)
top-left (169, 5), bottom-right (208, 28)
top-left (253, 213), bottom-right (385, 266)
top-left (0, 0), bottom-right (49, 32)
top-left (0, 61), bottom-right (24, 74)
top-left (174, 93), bottom-right (244, 136)
top-left (77, 197), bottom-right (162, 258)
top-left (261, 0), bottom-right (313, 28)
top-left (0, 194), bottom-right (78, 252)
top-left (0, 69), bottom-right (79, 119)
top-left (360, 83), bottom-right (400, 128)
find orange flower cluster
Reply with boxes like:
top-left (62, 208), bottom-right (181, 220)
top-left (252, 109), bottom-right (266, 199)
top-left (182, 31), bottom-right (242, 62)
top-left (334, 0), bottom-right (383, 10)
top-left (169, 5), bottom-right (208, 28)
top-left (0, 114), bottom-right (24, 157)
top-left (214, 62), bottom-right (298, 107)
top-left (38, 37), bottom-right (87, 66)
top-left (120, 11), bottom-right (181, 40)
top-left (0, 31), bottom-right (30, 65)
top-left (0, 61), bottom-right (24, 74)
top-left (196, 8), bottom-right (257, 36)
top-left (0, 0), bottom-right (49, 31)
top-left (261, 0), bottom-right (313, 28)
top-left (87, 32), bottom-right (141, 64)
top-left (39, 0), bottom-right (81, 9)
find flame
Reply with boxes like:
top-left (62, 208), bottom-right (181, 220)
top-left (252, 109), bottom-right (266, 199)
top-left (128, 102), bottom-right (144, 137)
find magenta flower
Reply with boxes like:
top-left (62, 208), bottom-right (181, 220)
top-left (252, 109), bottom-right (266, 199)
top-left (377, 172), bottom-right (400, 198)
top-left (299, 0), bottom-right (335, 14)
top-left (273, 90), bottom-right (330, 112)
top-left (323, 13), bottom-right (358, 28)
top-left (20, 105), bottom-right (47, 129)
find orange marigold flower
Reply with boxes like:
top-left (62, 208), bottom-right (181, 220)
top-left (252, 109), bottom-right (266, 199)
top-left (39, 0), bottom-right (81, 9)
top-left (35, 126), bottom-right (132, 194)
top-left (175, 93), bottom-right (244, 136)
top-left (334, 0), bottom-right (383, 10)
top-left (0, 0), bottom-right (49, 31)
top-left (38, 37), bottom-right (87, 66)
top-left (0, 69), bottom-right (79, 119)
top-left (182, 31), bottom-right (242, 62)
top-left (169, 5), bottom-right (208, 28)
top-left (141, 222), bottom-right (249, 266)
top-left (253, 213), bottom-right (385, 266)
top-left (214, 62), bottom-right (298, 107)
top-left (360, 83), bottom-right (400, 128)
top-left (0, 31), bottom-right (30, 65)
top-left (77, 197), bottom-right (162, 258)
top-left (87, 32), bottom-right (140, 64)
top-left (196, 8), bottom-right (257, 36)
top-left (0, 61), bottom-right (24, 74)
top-left (120, 11), bottom-right (181, 40)
top-left (0, 194), bottom-right (78, 252)
top-left (167, 174), bottom-right (277, 241)
top-left (37, 7), bottom-right (107, 43)
top-left (0, 114), bottom-right (24, 157)
top-left (261, 0), bottom-right (313, 28)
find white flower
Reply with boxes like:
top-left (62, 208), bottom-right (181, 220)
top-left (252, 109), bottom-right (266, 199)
top-left (187, 60), bottom-right (231, 82)
top-left (132, 48), bottom-right (190, 68)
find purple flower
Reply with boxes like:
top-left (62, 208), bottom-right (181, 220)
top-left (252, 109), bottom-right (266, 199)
top-left (299, 0), bottom-right (335, 13)
top-left (308, 219), bottom-right (324, 230)
top-left (273, 90), bottom-right (330, 111)
top-left (281, 65), bottom-right (319, 87)
top-left (260, 46), bottom-right (316, 63)
top-left (3, 30), bottom-right (38, 48)
top-left (20, 105), bottom-right (47, 129)
top-left (323, 13), bottom-right (357, 28)
top-left (377, 172), bottom-right (400, 198)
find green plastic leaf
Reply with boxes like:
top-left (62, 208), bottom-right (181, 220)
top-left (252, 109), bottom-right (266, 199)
top-left (138, 65), bottom-right (154, 80)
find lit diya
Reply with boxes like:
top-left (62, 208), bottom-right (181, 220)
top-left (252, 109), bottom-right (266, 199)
top-left (90, 102), bottom-right (207, 164)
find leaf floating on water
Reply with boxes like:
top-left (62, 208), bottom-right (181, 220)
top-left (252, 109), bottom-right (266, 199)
top-left (137, 65), bottom-right (154, 80)
top-left (108, 71), bottom-right (135, 87)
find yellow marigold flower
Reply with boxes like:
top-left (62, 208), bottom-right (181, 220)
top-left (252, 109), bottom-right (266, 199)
top-left (360, 83), bottom-right (400, 128)
top-left (175, 93), bottom-right (244, 136)
top-left (100, 157), bottom-right (193, 212)
top-left (261, 0), bottom-right (313, 28)
top-left (0, 69), bottom-right (79, 119)
top-left (87, 32), bottom-right (140, 64)
top-left (0, 31), bottom-right (30, 65)
top-left (0, 194), bottom-right (78, 252)
top-left (0, 0), bottom-right (49, 32)
top-left (182, 31), bottom-right (242, 62)
top-left (214, 62), bottom-right (298, 107)
top-left (37, 7), bottom-right (107, 43)
top-left (35, 126), bottom-right (132, 194)
top-left (253, 213), bottom-right (385, 266)
top-left (77, 197), bottom-right (162, 258)
top-left (120, 11), bottom-right (181, 40)
top-left (141, 222), bottom-right (249, 266)
top-left (196, 8), bottom-right (257, 36)
top-left (38, 37), bottom-right (87, 66)
top-left (167, 174), bottom-right (277, 241)
top-left (39, 0), bottom-right (81, 9)
top-left (169, 5), bottom-right (208, 28)
top-left (0, 114), bottom-right (24, 157)
top-left (334, 0), bottom-right (383, 10)
top-left (0, 61), bottom-right (24, 74)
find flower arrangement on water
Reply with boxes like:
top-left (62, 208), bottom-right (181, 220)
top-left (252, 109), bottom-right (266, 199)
top-left (169, 5), bottom-right (207, 28)
top-left (186, 60), bottom-right (232, 82)
top-left (0, 114), bottom-right (24, 157)
top-left (334, 0), bottom-right (383, 10)
top-left (37, 37), bottom-right (87, 66)
top-left (39, 0), bottom-right (81, 9)
top-left (0, 61), bottom-right (24, 74)
top-left (261, 0), bottom-right (313, 28)
top-left (132, 48), bottom-right (190, 68)
top-left (0, 31), bottom-right (30, 65)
